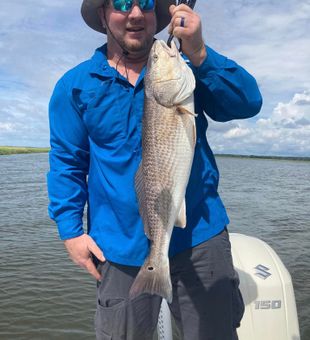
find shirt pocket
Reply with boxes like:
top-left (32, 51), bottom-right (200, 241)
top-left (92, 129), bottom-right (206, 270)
top-left (78, 80), bottom-right (127, 145)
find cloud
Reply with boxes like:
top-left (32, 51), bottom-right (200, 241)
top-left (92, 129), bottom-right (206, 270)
top-left (0, 122), bottom-right (14, 132)
top-left (201, 0), bottom-right (310, 117)
top-left (0, 0), bottom-right (104, 147)
top-left (0, 87), bottom-right (49, 146)
top-left (0, 0), bottom-right (309, 156)
top-left (208, 91), bottom-right (310, 156)
top-left (223, 127), bottom-right (251, 139)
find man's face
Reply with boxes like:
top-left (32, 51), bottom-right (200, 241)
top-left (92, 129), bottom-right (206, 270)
top-left (99, 0), bottom-right (157, 54)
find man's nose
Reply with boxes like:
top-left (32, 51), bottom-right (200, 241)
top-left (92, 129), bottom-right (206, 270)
top-left (128, 4), bottom-right (144, 18)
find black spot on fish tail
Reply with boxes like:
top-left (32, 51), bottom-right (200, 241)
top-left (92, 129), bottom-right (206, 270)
top-left (129, 258), bottom-right (172, 303)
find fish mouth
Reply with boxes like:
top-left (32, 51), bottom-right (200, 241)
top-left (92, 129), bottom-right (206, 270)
top-left (154, 77), bottom-right (181, 84)
top-left (153, 40), bottom-right (177, 57)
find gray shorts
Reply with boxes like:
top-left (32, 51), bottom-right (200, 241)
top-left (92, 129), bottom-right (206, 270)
top-left (95, 229), bottom-right (244, 340)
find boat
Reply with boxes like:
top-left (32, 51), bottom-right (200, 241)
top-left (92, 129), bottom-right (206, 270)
top-left (156, 233), bottom-right (300, 340)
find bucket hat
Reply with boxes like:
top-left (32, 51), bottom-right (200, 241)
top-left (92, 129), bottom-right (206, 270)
top-left (81, 0), bottom-right (176, 34)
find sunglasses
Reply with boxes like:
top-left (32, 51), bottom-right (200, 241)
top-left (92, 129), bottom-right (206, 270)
top-left (112, 0), bottom-right (155, 12)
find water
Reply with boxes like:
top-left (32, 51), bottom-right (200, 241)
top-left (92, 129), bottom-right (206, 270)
top-left (0, 153), bottom-right (309, 339)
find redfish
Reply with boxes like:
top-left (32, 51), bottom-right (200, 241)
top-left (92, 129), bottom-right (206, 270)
top-left (129, 40), bottom-right (197, 303)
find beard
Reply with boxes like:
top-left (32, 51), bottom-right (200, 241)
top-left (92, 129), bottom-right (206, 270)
top-left (107, 21), bottom-right (156, 55)
top-left (121, 34), bottom-right (154, 53)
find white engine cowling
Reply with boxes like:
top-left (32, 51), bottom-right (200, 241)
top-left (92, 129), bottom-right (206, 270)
top-left (230, 233), bottom-right (300, 340)
top-left (157, 233), bottom-right (300, 340)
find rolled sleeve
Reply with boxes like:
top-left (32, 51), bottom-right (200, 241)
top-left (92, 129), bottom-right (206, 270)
top-left (47, 78), bottom-right (89, 240)
top-left (192, 45), bottom-right (263, 122)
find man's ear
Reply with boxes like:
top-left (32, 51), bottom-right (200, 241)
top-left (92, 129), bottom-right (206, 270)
top-left (97, 7), bottom-right (106, 29)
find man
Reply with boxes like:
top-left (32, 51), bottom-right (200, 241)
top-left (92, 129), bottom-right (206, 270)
top-left (47, 0), bottom-right (262, 339)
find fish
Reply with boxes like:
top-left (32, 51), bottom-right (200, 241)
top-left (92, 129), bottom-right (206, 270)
top-left (129, 40), bottom-right (197, 303)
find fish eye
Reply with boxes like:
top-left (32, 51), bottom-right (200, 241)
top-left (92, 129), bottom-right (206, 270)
top-left (153, 54), bottom-right (158, 61)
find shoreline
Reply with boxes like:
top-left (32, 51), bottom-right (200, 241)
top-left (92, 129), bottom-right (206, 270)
top-left (0, 146), bottom-right (309, 161)
top-left (215, 153), bottom-right (310, 162)
top-left (0, 146), bottom-right (50, 155)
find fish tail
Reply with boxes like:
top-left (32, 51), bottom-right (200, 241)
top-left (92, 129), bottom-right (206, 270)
top-left (129, 258), bottom-right (172, 303)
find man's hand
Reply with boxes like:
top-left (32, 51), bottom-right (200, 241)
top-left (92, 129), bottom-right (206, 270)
top-left (169, 4), bottom-right (207, 67)
top-left (64, 234), bottom-right (105, 281)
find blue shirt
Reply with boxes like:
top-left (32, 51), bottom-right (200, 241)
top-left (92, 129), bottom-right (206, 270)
top-left (47, 44), bottom-right (262, 266)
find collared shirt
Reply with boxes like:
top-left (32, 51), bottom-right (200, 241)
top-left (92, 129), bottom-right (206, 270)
top-left (47, 44), bottom-right (262, 266)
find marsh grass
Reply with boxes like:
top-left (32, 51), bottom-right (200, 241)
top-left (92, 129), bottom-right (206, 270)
top-left (0, 146), bottom-right (50, 155)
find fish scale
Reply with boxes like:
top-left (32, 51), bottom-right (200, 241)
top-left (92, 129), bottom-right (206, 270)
top-left (129, 40), bottom-right (196, 302)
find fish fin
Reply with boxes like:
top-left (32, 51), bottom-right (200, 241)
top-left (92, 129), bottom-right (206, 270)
top-left (129, 257), bottom-right (172, 303)
top-left (178, 104), bottom-right (197, 146)
top-left (135, 164), bottom-right (152, 240)
top-left (175, 199), bottom-right (187, 228)
top-left (172, 46), bottom-right (196, 104)
top-left (176, 106), bottom-right (197, 117)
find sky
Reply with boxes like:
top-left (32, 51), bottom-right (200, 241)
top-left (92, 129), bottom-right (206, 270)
top-left (0, 0), bottom-right (309, 156)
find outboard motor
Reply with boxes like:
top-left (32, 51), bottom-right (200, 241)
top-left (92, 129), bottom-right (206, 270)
top-left (156, 233), bottom-right (300, 340)
top-left (230, 233), bottom-right (300, 340)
